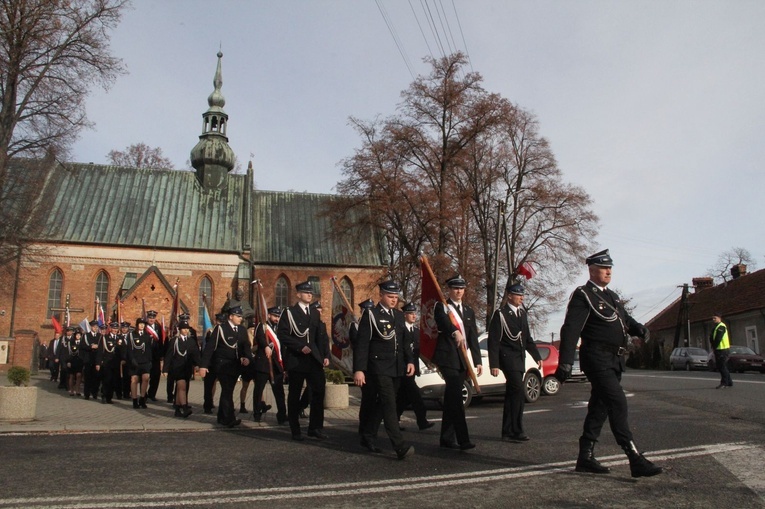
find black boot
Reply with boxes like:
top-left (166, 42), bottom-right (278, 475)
top-left (132, 398), bottom-right (139, 409)
top-left (174, 406), bottom-right (183, 417)
top-left (239, 403), bottom-right (248, 414)
top-left (622, 441), bottom-right (663, 478)
top-left (259, 401), bottom-right (272, 414)
top-left (575, 438), bottom-right (610, 474)
top-left (253, 411), bottom-right (262, 422)
top-left (139, 397), bottom-right (148, 409)
top-left (182, 405), bottom-right (193, 418)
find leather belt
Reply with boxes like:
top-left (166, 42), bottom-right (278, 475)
top-left (587, 342), bottom-right (628, 356)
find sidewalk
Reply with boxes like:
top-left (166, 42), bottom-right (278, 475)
top-left (0, 374), bottom-right (361, 434)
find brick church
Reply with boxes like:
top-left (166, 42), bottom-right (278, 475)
top-left (0, 52), bottom-right (386, 371)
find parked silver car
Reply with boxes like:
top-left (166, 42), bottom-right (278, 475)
top-left (669, 347), bottom-right (709, 371)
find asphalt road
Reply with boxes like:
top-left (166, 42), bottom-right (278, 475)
top-left (2, 369), bottom-right (764, 508)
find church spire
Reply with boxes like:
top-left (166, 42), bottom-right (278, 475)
top-left (191, 51), bottom-right (235, 190)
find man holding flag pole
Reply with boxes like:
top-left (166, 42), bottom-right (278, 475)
top-left (431, 273), bottom-right (483, 451)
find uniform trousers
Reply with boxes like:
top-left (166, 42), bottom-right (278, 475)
top-left (396, 375), bottom-right (428, 427)
top-left (362, 374), bottom-right (404, 450)
top-left (83, 363), bottom-right (100, 398)
top-left (49, 361), bottom-right (59, 382)
top-left (253, 372), bottom-right (287, 420)
top-left (203, 372), bottom-right (217, 412)
top-left (148, 360), bottom-right (162, 399)
top-left (358, 377), bottom-right (377, 435)
top-left (714, 349), bottom-right (733, 386)
top-left (100, 363), bottom-right (119, 401)
top-left (439, 367), bottom-right (471, 445)
top-left (287, 368), bottom-right (325, 435)
top-left (500, 369), bottom-right (525, 437)
top-left (581, 368), bottom-right (633, 446)
top-left (216, 372), bottom-right (239, 425)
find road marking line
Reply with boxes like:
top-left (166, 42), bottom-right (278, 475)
top-left (0, 442), bottom-right (755, 508)
top-left (713, 445), bottom-right (765, 502)
top-left (624, 373), bottom-right (765, 385)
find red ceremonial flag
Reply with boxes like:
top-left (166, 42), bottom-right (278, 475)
top-left (97, 301), bottom-right (106, 328)
top-left (51, 315), bottom-right (63, 335)
top-left (517, 261), bottom-right (536, 280)
top-left (255, 282), bottom-right (283, 369)
top-left (419, 261), bottom-right (442, 363)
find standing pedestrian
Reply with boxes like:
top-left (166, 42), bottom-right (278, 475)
top-left (488, 283), bottom-right (542, 442)
top-left (95, 322), bottom-right (121, 404)
top-left (710, 312), bottom-right (733, 389)
top-left (556, 249), bottom-right (662, 478)
top-left (433, 275), bottom-right (483, 451)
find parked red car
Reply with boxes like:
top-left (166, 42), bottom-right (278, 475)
top-left (708, 346), bottom-right (765, 373)
top-left (537, 344), bottom-right (561, 396)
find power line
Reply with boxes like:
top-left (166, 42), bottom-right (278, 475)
top-left (450, 0), bottom-right (473, 72)
top-left (409, 0), bottom-right (435, 61)
top-left (375, 0), bottom-right (416, 79)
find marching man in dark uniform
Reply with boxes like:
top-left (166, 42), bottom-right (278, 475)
top-left (95, 322), bottom-right (121, 404)
top-left (350, 298), bottom-right (377, 444)
top-left (433, 275), bottom-right (483, 451)
top-left (396, 302), bottom-right (433, 431)
top-left (353, 280), bottom-right (416, 460)
top-left (202, 312), bottom-right (226, 414)
top-left (252, 306), bottom-right (286, 423)
top-left (488, 283), bottom-right (542, 442)
top-left (277, 281), bottom-right (330, 441)
top-left (81, 320), bottom-right (101, 400)
top-left (145, 310), bottom-right (164, 402)
top-left (556, 249), bottom-right (662, 478)
top-left (199, 306), bottom-right (252, 428)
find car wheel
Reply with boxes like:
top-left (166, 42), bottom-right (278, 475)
top-left (685, 362), bottom-right (691, 371)
top-left (542, 376), bottom-right (560, 396)
top-left (524, 372), bottom-right (541, 403)
top-left (461, 380), bottom-right (473, 408)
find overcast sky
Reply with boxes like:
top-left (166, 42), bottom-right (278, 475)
top-left (72, 1), bottom-right (765, 336)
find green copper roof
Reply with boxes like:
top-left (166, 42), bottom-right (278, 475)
top-left (31, 162), bottom-right (248, 252)
top-left (251, 191), bottom-right (385, 267)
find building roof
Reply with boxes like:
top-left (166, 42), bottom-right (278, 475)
top-left (26, 162), bottom-right (248, 252)
top-left (647, 268), bottom-right (765, 331)
top-left (251, 191), bottom-right (385, 267)
top-left (4, 159), bottom-right (385, 267)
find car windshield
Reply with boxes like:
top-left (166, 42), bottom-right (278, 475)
top-left (730, 346), bottom-right (756, 355)
top-left (687, 348), bottom-right (707, 356)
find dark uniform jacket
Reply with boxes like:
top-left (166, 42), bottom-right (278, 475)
top-left (559, 282), bottom-right (644, 373)
top-left (163, 334), bottom-right (202, 372)
top-left (432, 299), bottom-right (481, 371)
top-left (353, 304), bottom-right (413, 377)
top-left (276, 304), bottom-right (329, 373)
top-left (126, 331), bottom-right (154, 366)
top-left (95, 334), bottom-right (120, 367)
top-left (404, 324), bottom-right (422, 376)
top-left (81, 332), bottom-right (100, 365)
top-left (200, 321), bottom-right (252, 377)
top-left (254, 322), bottom-right (284, 376)
top-left (487, 304), bottom-right (541, 373)
top-left (146, 322), bottom-right (165, 362)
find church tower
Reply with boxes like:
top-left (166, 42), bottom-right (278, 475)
top-left (190, 51), bottom-right (236, 190)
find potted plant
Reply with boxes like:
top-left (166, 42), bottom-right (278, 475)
top-left (323, 368), bottom-right (349, 409)
top-left (0, 366), bottom-right (38, 421)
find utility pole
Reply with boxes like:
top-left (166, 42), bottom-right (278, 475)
top-left (672, 284), bottom-right (690, 349)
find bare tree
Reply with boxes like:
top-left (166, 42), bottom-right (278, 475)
top-left (707, 247), bottom-right (757, 283)
top-left (334, 53), bottom-right (599, 325)
top-left (108, 143), bottom-right (175, 169)
top-left (0, 0), bottom-right (126, 288)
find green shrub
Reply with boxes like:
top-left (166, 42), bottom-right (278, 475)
top-left (7, 366), bottom-right (30, 387)
top-left (324, 368), bottom-right (346, 385)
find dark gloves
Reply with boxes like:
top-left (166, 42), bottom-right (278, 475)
top-left (554, 363), bottom-right (572, 383)
top-left (637, 324), bottom-right (650, 341)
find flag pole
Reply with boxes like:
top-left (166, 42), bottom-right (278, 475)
top-left (252, 279), bottom-right (275, 382)
top-left (419, 255), bottom-right (480, 393)
top-left (329, 276), bottom-right (358, 324)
